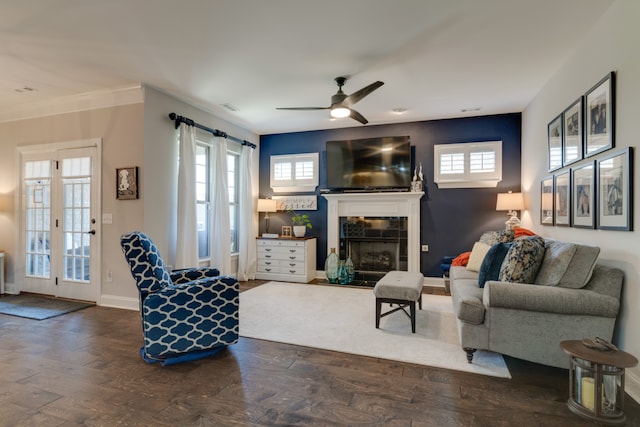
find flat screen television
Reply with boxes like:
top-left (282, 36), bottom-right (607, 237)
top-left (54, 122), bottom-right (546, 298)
top-left (326, 136), bottom-right (411, 191)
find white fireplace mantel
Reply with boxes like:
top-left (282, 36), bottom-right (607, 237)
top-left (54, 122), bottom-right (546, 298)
top-left (322, 192), bottom-right (425, 272)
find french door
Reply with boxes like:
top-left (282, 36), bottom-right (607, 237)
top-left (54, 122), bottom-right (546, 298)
top-left (19, 143), bottom-right (101, 302)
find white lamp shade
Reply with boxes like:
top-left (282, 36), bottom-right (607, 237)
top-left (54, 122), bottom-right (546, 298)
top-left (496, 192), bottom-right (524, 211)
top-left (257, 198), bottom-right (277, 213)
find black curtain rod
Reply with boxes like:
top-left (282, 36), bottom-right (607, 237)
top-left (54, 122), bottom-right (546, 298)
top-left (168, 112), bottom-right (256, 149)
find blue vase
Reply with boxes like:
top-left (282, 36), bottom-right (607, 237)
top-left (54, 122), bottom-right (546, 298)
top-left (325, 248), bottom-right (339, 284)
top-left (338, 260), bottom-right (348, 285)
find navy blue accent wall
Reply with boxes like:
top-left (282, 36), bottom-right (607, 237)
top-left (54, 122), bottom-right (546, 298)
top-left (259, 113), bottom-right (521, 277)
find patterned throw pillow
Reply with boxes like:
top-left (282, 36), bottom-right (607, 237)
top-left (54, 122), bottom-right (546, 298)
top-left (479, 229), bottom-right (515, 246)
top-left (498, 235), bottom-right (546, 283)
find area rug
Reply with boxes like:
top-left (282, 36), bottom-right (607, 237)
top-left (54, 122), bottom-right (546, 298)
top-left (240, 282), bottom-right (511, 378)
top-left (0, 294), bottom-right (94, 320)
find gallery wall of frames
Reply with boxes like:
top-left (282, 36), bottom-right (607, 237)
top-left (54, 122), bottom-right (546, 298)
top-left (542, 71), bottom-right (633, 231)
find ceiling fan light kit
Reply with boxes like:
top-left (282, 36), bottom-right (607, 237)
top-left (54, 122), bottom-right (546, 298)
top-left (277, 76), bottom-right (384, 125)
top-left (330, 107), bottom-right (350, 118)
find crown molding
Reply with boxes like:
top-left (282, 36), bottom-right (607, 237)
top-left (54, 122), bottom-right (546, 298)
top-left (0, 84), bottom-right (144, 123)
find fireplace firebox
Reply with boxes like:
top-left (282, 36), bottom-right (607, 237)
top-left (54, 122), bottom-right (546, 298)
top-left (339, 217), bottom-right (408, 284)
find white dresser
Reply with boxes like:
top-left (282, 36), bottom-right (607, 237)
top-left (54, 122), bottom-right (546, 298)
top-left (256, 238), bottom-right (316, 283)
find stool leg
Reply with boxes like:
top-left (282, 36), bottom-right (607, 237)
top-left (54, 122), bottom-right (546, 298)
top-left (410, 301), bottom-right (416, 333)
top-left (375, 298), bottom-right (381, 329)
top-left (418, 293), bottom-right (422, 310)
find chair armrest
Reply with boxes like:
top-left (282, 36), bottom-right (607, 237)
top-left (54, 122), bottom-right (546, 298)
top-left (483, 281), bottom-right (619, 318)
top-left (170, 267), bottom-right (221, 284)
top-left (146, 275), bottom-right (238, 312)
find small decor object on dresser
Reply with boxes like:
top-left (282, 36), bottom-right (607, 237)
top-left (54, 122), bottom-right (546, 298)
top-left (290, 210), bottom-right (312, 237)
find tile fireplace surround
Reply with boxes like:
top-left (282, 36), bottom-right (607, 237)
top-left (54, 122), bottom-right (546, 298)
top-left (322, 192), bottom-right (425, 273)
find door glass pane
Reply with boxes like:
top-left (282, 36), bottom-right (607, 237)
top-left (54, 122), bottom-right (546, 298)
top-left (25, 162), bottom-right (51, 278)
top-left (62, 157), bottom-right (91, 282)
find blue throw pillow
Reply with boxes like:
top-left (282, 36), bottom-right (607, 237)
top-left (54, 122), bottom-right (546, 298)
top-left (478, 242), bottom-right (513, 288)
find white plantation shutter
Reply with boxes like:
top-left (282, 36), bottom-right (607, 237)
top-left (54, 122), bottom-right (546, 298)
top-left (434, 141), bottom-right (502, 188)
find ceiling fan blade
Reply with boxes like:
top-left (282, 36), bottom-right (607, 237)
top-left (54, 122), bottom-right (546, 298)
top-left (343, 81), bottom-right (384, 107)
top-left (349, 109), bottom-right (368, 125)
top-left (276, 107), bottom-right (330, 111)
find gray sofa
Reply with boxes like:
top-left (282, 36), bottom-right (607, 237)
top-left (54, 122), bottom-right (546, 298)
top-left (450, 236), bottom-right (623, 369)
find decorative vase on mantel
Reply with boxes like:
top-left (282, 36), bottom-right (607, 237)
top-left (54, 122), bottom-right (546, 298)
top-left (325, 248), bottom-right (339, 284)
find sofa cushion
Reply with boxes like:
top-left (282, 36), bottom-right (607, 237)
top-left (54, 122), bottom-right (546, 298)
top-left (535, 240), bottom-right (577, 286)
top-left (479, 229), bottom-right (515, 246)
top-left (466, 241), bottom-right (491, 272)
top-left (558, 244), bottom-right (600, 289)
top-left (478, 242), bottom-right (513, 288)
top-left (499, 235), bottom-right (546, 283)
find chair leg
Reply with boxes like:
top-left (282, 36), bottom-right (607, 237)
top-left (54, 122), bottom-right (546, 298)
top-left (410, 301), bottom-right (416, 333)
top-left (375, 298), bottom-right (381, 329)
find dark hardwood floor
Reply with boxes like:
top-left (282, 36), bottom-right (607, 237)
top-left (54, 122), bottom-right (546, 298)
top-left (1, 281), bottom-right (639, 426)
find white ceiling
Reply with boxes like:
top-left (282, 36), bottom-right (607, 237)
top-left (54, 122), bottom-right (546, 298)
top-left (1, 0), bottom-right (614, 135)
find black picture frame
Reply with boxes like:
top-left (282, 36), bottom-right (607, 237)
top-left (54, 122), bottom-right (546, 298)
top-left (563, 97), bottom-right (584, 166)
top-left (116, 166), bottom-right (139, 200)
top-left (548, 113), bottom-right (563, 171)
top-left (541, 176), bottom-right (554, 225)
top-left (585, 72), bottom-right (615, 157)
top-left (597, 147), bottom-right (632, 231)
top-left (571, 161), bottom-right (596, 229)
top-left (554, 171), bottom-right (571, 227)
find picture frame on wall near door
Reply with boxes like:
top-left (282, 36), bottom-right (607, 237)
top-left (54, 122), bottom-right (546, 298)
top-left (116, 166), bottom-right (139, 200)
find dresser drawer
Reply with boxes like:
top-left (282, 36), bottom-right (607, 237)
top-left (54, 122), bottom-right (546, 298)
top-left (255, 238), bottom-right (316, 283)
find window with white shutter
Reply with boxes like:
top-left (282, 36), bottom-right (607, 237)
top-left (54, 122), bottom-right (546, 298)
top-left (434, 141), bottom-right (502, 188)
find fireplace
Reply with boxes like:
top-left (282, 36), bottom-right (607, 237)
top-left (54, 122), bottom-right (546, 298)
top-left (322, 192), bottom-right (424, 283)
top-left (339, 217), bottom-right (407, 282)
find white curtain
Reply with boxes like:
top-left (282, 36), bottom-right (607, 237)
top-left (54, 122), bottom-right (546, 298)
top-left (236, 144), bottom-right (257, 280)
top-left (210, 135), bottom-right (231, 274)
top-left (175, 123), bottom-right (199, 268)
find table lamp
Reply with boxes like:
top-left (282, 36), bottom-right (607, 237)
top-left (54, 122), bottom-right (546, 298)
top-left (496, 191), bottom-right (524, 230)
top-left (257, 199), bottom-right (277, 237)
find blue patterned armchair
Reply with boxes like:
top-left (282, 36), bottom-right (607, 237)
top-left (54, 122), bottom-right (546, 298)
top-left (120, 231), bottom-right (238, 365)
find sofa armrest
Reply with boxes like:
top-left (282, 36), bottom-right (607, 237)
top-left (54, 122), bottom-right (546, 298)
top-left (170, 267), bottom-right (221, 284)
top-left (483, 281), bottom-right (619, 318)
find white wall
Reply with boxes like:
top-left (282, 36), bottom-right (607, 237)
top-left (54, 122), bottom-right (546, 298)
top-left (521, 0), bottom-right (640, 402)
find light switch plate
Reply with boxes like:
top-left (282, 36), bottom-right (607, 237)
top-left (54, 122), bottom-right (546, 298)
top-left (102, 213), bottom-right (113, 224)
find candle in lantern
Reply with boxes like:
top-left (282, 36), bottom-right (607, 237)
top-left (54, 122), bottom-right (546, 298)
top-left (581, 377), bottom-right (596, 411)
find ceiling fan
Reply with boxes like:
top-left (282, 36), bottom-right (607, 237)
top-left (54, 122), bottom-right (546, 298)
top-left (277, 76), bottom-right (384, 124)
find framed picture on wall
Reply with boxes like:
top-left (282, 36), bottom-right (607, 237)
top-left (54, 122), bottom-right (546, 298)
top-left (585, 72), bottom-right (615, 157)
top-left (116, 167), bottom-right (138, 200)
top-left (571, 161), bottom-right (595, 229)
top-left (597, 147), bottom-right (632, 231)
top-left (547, 113), bottom-right (563, 171)
top-left (554, 171), bottom-right (570, 226)
top-left (541, 176), bottom-right (554, 225)
top-left (562, 97), bottom-right (584, 166)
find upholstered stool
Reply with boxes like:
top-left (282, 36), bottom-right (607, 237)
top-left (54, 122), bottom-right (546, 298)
top-left (374, 271), bottom-right (424, 333)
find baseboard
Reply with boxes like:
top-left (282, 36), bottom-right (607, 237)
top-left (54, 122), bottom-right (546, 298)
top-left (626, 369), bottom-right (640, 404)
top-left (99, 294), bottom-right (139, 311)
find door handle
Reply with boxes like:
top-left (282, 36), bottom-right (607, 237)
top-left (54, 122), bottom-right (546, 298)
top-left (85, 230), bottom-right (96, 235)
